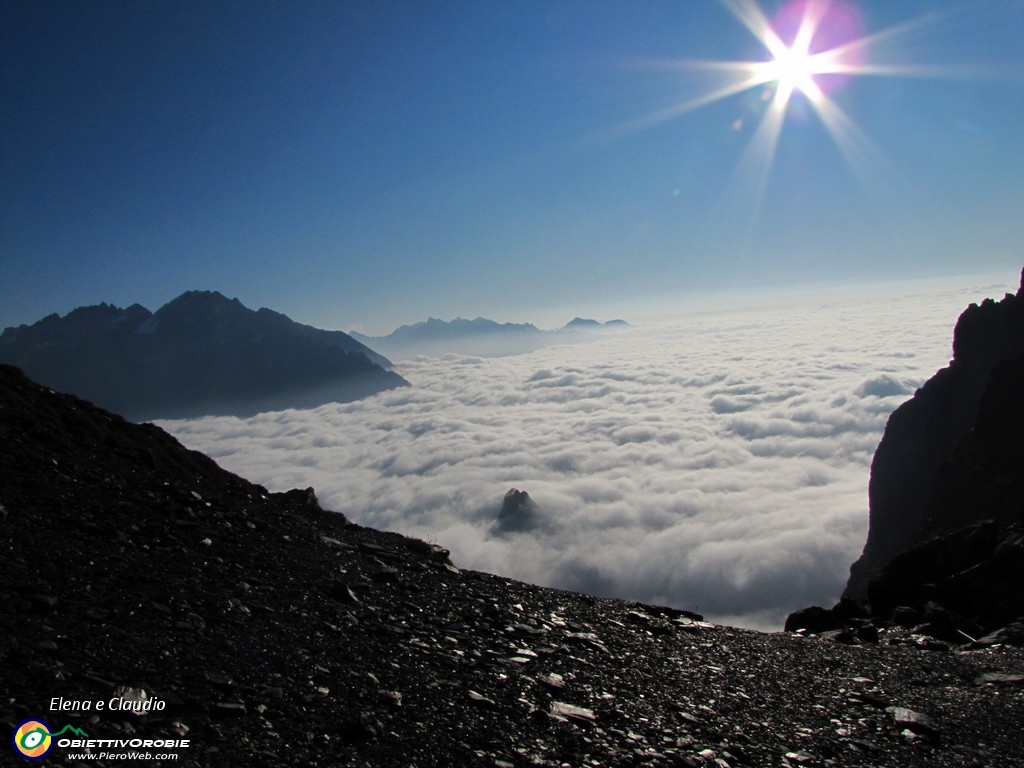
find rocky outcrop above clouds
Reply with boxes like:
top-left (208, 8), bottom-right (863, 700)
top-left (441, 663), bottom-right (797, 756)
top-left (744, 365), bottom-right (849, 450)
top-left (863, 346), bottom-right (1024, 636)
top-left (492, 488), bottom-right (542, 535)
top-left (0, 291), bottom-right (407, 420)
top-left (791, 269), bottom-right (1024, 647)
top-left (4, 363), bottom-right (1024, 766)
top-left (845, 269), bottom-right (1024, 599)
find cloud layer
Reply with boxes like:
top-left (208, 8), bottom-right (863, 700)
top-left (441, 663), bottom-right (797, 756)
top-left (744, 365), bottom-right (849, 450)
top-left (162, 279), bottom-right (1007, 630)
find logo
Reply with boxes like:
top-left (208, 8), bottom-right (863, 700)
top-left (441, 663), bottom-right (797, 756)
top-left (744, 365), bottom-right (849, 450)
top-left (12, 719), bottom-right (52, 761)
top-left (12, 720), bottom-right (88, 761)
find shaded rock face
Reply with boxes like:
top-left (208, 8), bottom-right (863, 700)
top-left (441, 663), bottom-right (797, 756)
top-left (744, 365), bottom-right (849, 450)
top-left (921, 356), bottom-right (1024, 535)
top-left (0, 290), bottom-right (407, 420)
top-left (845, 269), bottom-right (1024, 599)
top-left (5, 364), bottom-right (1024, 766)
top-left (867, 522), bottom-right (1024, 633)
top-left (864, 349), bottom-right (1024, 634)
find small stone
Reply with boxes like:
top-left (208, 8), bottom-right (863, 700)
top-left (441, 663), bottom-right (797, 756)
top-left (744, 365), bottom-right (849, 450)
top-left (320, 535), bottom-right (349, 549)
top-left (538, 673), bottom-right (565, 690)
top-left (331, 580), bottom-right (359, 604)
top-left (975, 672), bottom-right (1024, 686)
top-left (468, 690), bottom-right (497, 707)
top-left (978, 620), bottom-right (1024, 646)
top-left (168, 722), bottom-right (189, 737)
top-left (784, 750), bottom-right (817, 764)
top-left (550, 701), bottom-right (595, 723)
top-left (848, 738), bottom-right (880, 753)
top-left (912, 635), bottom-right (950, 652)
top-left (886, 706), bottom-right (939, 738)
top-left (358, 541), bottom-right (398, 559)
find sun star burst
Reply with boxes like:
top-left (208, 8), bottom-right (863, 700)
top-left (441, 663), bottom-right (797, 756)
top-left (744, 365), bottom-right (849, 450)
top-left (563, 0), bottom-right (988, 257)
top-left (593, 0), bottom-right (969, 231)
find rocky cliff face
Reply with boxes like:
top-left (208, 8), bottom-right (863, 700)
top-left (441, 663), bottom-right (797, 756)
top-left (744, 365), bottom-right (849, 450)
top-left (845, 269), bottom-right (1024, 599)
top-left (0, 291), bottom-right (407, 420)
top-left (864, 345), bottom-right (1024, 635)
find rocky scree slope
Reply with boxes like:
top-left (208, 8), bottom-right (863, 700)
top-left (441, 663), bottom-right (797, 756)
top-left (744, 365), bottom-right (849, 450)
top-left (2, 364), bottom-right (1024, 767)
top-left (0, 290), bottom-right (407, 420)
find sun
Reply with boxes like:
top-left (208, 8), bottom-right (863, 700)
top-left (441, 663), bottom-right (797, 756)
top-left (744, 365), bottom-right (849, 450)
top-left (762, 39), bottom-right (826, 105)
top-left (734, 0), bottom-right (856, 112)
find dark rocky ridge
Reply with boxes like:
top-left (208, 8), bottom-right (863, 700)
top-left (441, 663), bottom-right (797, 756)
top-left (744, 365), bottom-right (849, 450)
top-left (4, 365), bottom-right (1024, 766)
top-left (845, 270), bottom-right (1024, 599)
top-left (789, 271), bottom-right (1024, 656)
top-left (0, 291), bottom-right (408, 421)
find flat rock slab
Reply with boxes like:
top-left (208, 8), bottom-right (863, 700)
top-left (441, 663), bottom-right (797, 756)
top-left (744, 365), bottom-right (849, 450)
top-left (550, 701), bottom-right (595, 723)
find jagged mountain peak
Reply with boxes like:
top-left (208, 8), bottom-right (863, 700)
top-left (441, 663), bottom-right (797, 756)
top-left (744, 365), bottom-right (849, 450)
top-left (0, 292), bottom-right (406, 420)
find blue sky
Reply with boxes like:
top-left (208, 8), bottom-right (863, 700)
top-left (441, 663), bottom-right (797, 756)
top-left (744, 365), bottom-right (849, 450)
top-left (3, 0), bottom-right (1023, 334)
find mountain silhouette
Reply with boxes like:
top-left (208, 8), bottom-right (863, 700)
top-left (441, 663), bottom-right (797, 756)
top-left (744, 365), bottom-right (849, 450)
top-left (0, 291), bottom-right (407, 420)
top-left (351, 315), bottom-right (629, 359)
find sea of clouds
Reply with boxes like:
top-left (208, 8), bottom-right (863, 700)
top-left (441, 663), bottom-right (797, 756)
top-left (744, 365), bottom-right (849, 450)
top-left (161, 276), bottom-right (1015, 630)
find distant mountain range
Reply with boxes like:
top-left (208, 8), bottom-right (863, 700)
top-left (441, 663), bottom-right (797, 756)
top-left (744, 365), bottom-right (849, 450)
top-left (350, 315), bottom-right (629, 359)
top-left (0, 291), bottom-right (408, 420)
